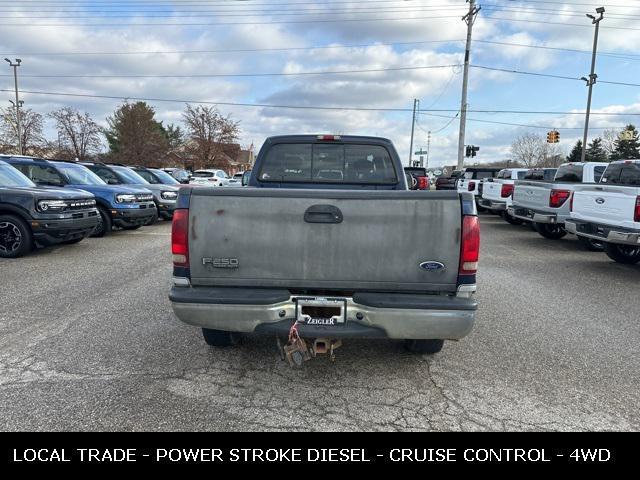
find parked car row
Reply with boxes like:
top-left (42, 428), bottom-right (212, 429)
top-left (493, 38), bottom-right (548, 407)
top-left (161, 167), bottom-right (250, 188)
top-left (0, 155), bottom-right (181, 258)
top-left (480, 160), bottom-right (640, 264)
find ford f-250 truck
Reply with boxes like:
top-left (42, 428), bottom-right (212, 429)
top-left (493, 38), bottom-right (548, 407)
top-left (169, 135), bottom-right (479, 364)
top-left (566, 159), bottom-right (640, 264)
top-left (508, 162), bottom-right (608, 250)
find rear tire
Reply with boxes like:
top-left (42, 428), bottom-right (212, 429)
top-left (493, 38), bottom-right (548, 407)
top-left (502, 211), bottom-right (524, 225)
top-left (91, 206), bottom-right (112, 237)
top-left (202, 328), bottom-right (241, 347)
top-left (0, 214), bottom-right (32, 258)
top-left (404, 339), bottom-right (444, 354)
top-left (603, 243), bottom-right (640, 264)
top-left (577, 236), bottom-right (605, 252)
top-left (534, 222), bottom-right (567, 240)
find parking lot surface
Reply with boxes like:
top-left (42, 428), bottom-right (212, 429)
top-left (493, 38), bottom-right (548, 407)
top-left (1, 215), bottom-right (638, 431)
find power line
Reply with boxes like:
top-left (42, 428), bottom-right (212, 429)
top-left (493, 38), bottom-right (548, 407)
top-left (6, 63), bottom-right (637, 87)
top-left (4, 88), bottom-right (640, 117)
top-left (0, 14), bottom-right (466, 27)
top-left (1, 39), bottom-right (465, 57)
top-left (0, 64), bottom-right (459, 79)
top-left (5, 38), bottom-right (639, 64)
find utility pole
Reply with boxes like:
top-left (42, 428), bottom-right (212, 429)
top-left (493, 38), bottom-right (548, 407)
top-left (457, 0), bottom-right (481, 170)
top-left (5, 58), bottom-right (23, 155)
top-left (580, 7), bottom-right (605, 163)
top-left (409, 98), bottom-right (418, 166)
top-left (426, 130), bottom-right (431, 168)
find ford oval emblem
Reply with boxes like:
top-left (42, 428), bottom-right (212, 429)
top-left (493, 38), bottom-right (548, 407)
top-left (595, 197), bottom-right (605, 204)
top-left (419, 261), bottom-right (445, 272)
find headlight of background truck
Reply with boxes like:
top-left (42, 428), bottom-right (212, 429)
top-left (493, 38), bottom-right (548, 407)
top-left (115, 194), bottom-right (137, 203)
top-left (161, 191), bottom-right (178, 200)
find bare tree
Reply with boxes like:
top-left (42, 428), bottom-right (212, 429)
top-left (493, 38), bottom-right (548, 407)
top-left (509, 132), bottom-right (564, 168)
top-left (49, 107), bottom-right (102, 161)
top-left (182, 104), bottom-right (240, 170)
top-left (601, 128), bottom-right (618, 158)
top-left (509, 133), bottom-right (545, 167)
top-left (0, 106), bottom-right (46, 155)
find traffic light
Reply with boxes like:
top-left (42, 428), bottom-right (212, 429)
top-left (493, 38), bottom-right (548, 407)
top-left (465, 145), bottom-right (480, 157)
top-left (547, 130), bottom-right (560, 143)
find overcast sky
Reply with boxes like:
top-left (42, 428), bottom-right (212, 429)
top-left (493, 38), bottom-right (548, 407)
top-left (1, 0), bottom-right (640, 167)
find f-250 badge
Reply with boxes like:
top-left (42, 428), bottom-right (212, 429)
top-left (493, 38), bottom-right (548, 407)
top-left (202, 257), bottom-right (239, 268)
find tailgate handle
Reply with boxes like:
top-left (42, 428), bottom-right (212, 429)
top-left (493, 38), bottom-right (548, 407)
top-left (304, 204), bottom-right (343, 224)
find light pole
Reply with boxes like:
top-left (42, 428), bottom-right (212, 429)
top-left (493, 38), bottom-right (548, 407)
top-left (580, 7), bottom-right (605, 163)
top-left (5, 58), bottom-right (22, 155)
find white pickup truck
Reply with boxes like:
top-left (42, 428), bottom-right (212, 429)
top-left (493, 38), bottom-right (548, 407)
top-left (566, 159), bottom-right (640, 264)
top-left (478, 168), bottom-right (529, 224)
top-left (508, 162), bottom-right (608, 249)
top-left (456, 167), bottom-right (501, 211)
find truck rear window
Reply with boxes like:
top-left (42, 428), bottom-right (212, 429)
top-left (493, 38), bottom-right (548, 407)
top-left (601, 162), bottom-right (640, 186)
top-left (554, 164), bottom-right (583, 182)
top-left (259, 143), bottom-right (397, 184)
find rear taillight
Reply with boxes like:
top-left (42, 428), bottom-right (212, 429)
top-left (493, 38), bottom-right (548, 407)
top-left (635, 196), bottom-right (640, 222)
top-left (418, 176), bottom-right (428, 190)
top-left (500, 183), bottom-right (514, 198)
top-left (468, 181), bottom-right (476, 192)
top-left (459, 215), bottom-right (480, 275)
top-left (549, 189), bottom-right (571, 208)
top-left (172, 209), bottom-right (189, 267)
top-left (316, 135), bottom-right (341, 141)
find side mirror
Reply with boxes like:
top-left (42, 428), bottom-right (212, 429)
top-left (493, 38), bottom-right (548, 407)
top-left (242, 173), bottom-right (251, 186)
top-left (179, 178), bottom-right (189, 184)
top-left (108, 178), bottom-right (119, 185)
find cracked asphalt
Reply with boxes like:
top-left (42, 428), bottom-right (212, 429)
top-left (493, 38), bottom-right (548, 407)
top-left (0, 214), bottom-right (639, 431)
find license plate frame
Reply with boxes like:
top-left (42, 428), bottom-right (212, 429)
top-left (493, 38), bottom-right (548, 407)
top-left (295, 297), bottom-right (347, 326)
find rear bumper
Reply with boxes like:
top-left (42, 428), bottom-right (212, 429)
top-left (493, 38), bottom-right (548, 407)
top-left (508, 206), bottom-right (563, 224)
top-left (169, 287), bottom-right (477, 340)
top-left (111, 204), bottom-right (157, 227)
top-left (31, 211), bottom-right (99, 245)
top-left (478, 198), bottom-right (506, 211)
top-left (565, 219), bottom-right (640, 246)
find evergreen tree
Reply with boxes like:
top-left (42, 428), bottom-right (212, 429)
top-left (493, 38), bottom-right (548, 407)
top-left (611, 125), bottom-right (640, 160)
top-left (566, 140), bottom-right (583, 162)
top-left (104, 101), bottom-right (169, 165)
top-left (585, 137), bottom-right (608, 162)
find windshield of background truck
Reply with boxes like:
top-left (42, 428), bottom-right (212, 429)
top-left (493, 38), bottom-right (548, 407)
top-left (112, 166), bottom-right (150, 184)
top-left (150, 169), bottom-right (180, 185)
top-left (56, 164), bottom-right (107, 185)
top-left (259, 143), bottom-right (397, 184)
top-left (0, 163), bottom-right (36, 187)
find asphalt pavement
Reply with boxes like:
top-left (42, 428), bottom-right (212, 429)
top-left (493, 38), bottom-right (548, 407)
top-left (0, 214), bottom-right (638, 431)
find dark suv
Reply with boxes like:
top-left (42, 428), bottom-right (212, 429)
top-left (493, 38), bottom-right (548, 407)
top-left (0, 160), bottom-right (98, 258)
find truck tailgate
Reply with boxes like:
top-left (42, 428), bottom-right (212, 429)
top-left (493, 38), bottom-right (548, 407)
top-left (573, 185), bottom-right (639, 228)
top-left (512, 181), bottom-right (551, 209)
top-left (483, 182), bottom-right (502, 202)
top-left (187, 189), bottom-right (463, 292)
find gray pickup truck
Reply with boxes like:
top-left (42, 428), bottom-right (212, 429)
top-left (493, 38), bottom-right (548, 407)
top-left (169, 135), bottom-right (479, 363)
top-left (508, 162), bottom-right (608, 249)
